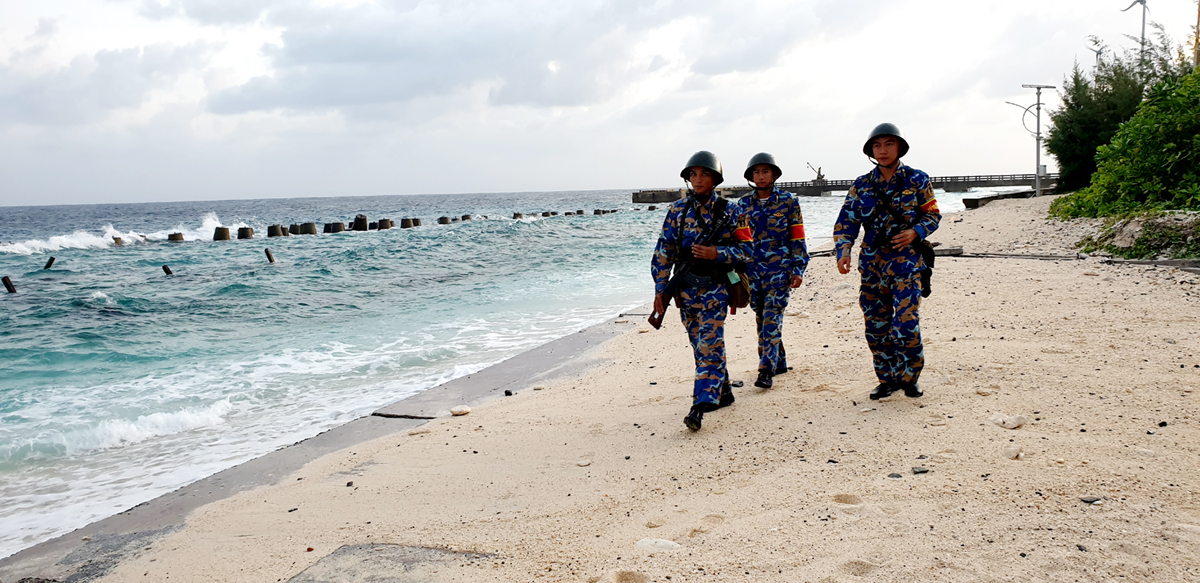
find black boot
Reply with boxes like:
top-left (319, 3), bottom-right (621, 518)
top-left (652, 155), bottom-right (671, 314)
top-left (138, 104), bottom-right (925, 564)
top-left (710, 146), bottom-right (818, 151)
top-left (902, 382), bottom-right (923, 398)
top-left (717, 382), bottom-right (735, 409)
top-left (869, 382), bottom-right (898, 400)
top-left (754, 371), bottom-right (773, 389)
top-left (684, 405), bottom-right (705, 431)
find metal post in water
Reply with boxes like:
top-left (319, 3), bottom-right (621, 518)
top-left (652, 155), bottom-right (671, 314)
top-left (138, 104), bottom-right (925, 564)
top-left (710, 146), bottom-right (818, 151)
top-left (3, 276), bottom-right (15, 293)
top-left (265, 248), bottom-right (275, 263)
top-left (44, 257), bottom-right (55, 270)
top-left (162, 265), bottom-right (173, 275)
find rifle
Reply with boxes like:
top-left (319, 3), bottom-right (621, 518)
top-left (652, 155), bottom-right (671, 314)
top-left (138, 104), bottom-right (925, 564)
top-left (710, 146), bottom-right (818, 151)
top-left (648, 196), bottom-right (732, 329)
top-left (870, 173), bottom-right (935, 297)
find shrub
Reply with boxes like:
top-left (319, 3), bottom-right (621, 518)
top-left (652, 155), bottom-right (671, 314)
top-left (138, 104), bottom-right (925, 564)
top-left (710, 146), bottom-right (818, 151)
top-left (1051, 69), bottom-right (1200, 218)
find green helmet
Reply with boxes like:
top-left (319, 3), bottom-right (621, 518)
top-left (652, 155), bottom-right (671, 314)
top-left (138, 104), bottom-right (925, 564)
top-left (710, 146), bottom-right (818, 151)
top-left (680, 151), bottom-right (724, 186)
top-left (743, 152), bottom-right (782, 181)
top-left (862, 123), bottom-right (910, 158)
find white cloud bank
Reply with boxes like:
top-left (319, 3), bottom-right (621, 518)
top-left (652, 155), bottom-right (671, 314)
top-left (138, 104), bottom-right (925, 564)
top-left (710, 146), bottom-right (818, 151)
top-left (0, 0), bottom-right (1195, 205)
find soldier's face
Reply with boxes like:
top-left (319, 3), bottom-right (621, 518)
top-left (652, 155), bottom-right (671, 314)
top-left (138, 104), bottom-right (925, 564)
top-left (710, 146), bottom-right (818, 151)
top-left (751, 165), bottom-right (777, 189)
top-left (688, 168), bottom-right (715, 195)
top-left (872, 137), bottom-right (900, 167)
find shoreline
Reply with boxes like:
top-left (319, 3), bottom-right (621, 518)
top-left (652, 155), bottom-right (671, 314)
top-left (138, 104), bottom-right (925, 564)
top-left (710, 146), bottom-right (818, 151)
top-left (4, 194), bottom-right (1200, 582)
top-left (0, 315), bottom-right (640, 581)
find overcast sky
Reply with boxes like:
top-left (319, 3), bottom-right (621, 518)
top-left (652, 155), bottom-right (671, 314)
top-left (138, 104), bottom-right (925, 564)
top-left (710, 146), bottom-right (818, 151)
top-left (0, 0), bottom-right (1196, 206)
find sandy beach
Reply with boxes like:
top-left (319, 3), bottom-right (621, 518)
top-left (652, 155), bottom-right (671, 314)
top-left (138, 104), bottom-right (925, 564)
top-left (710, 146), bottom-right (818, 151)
top-left (8, 195), bottom-right (1200, 582)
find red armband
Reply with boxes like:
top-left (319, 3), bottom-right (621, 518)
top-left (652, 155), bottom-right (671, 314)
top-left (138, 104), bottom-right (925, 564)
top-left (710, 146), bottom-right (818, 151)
top-left (734, 215), bottom-right (752, 242)
top-left (790, 223), bottom-right (806, 241)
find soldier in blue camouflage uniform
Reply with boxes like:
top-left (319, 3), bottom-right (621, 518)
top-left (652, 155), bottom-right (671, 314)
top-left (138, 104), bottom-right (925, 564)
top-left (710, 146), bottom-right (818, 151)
top-left (834, 124), bottom-right (940, 400)
top-left (735, 153), bottom-right (809, 389)
top-left (651, 151), bottom-right (753, 431)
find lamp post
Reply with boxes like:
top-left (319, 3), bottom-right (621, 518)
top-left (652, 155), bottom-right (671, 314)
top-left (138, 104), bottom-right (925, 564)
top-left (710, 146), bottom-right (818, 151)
top-left (1020, 84), bottom-right (1055, 196)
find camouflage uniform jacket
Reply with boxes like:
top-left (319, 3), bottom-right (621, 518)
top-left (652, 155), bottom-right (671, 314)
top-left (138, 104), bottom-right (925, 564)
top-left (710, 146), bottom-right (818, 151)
top-left (735, 187), bottom-right (809, 292)
top-left (652, 195), bottom-right (753, 296)
top-left (833, 163), bottom-right (941, 277)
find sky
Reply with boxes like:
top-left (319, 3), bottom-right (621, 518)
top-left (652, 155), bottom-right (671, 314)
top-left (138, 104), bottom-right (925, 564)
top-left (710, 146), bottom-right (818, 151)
top-left (0, 0), bottom-right (1197, 206)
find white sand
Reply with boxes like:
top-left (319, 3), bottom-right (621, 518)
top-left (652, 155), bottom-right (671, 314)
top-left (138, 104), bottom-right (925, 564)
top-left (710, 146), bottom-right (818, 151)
top-left (99, 196), bottom-right (1200, 582)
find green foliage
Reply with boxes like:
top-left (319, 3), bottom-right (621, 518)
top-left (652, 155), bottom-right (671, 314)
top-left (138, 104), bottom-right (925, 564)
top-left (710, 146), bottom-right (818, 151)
top-left (1045, 25), bottom-right (1195, 194)
top-left (1050, 69), bottom-right (1200, 218)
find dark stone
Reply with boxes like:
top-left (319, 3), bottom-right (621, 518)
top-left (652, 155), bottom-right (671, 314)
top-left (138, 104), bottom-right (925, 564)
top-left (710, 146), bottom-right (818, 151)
top-left (1077, 544), bottom-right (1087, 552)
top-left (888, 473), bottom-right (902, 479)
top-left (346, 481), bottom-right (353, 487)
top-left (503, 390), bottom-right (512, 396)
top-left (913, 467), bottom-right (930, 474)
top-left (730, 380), bottom-right (744, 388)
top-left (1159, 421), bottom-right (1168, 427)
top-left (1080, 496), bottom-right (1101, 504)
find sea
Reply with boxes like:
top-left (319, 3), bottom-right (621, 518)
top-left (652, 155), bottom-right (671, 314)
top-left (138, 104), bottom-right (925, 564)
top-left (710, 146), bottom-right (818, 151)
top-left (0, 186), bottom-right (1001, 559)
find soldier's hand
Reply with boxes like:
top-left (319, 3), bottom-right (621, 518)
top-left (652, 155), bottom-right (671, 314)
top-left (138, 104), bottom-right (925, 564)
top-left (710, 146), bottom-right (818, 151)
top-left (653, 293), bottom-right (665, 315)
top-left (789, 275), bottom-right (803, 288)
top-left (691, 245), bottom-right (718, 260)
top-left (890, 229), bottom-right (918, 249)
top-left (837, 255), bottom-right (852, 274)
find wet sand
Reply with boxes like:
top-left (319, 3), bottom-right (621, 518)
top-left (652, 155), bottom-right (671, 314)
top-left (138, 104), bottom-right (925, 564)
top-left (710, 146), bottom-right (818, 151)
top-left (9, 195), bottom-right (1200, 583)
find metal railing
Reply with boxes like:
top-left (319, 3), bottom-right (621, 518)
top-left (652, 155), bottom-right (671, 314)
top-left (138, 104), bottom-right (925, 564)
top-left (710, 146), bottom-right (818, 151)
top-left (775, 173), bottom-right (1059, 190)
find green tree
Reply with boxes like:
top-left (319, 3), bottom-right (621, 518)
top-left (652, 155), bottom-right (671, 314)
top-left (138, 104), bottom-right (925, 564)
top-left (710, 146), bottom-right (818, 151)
top-left (1045, 25), bottom-right (1194, 193)
top-left (1050, 68), bottom-right (1200, 217)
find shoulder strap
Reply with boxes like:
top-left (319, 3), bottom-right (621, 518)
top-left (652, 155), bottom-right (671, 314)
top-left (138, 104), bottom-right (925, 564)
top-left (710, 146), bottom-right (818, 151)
top-left (870, 170), bottom-right (922, 230)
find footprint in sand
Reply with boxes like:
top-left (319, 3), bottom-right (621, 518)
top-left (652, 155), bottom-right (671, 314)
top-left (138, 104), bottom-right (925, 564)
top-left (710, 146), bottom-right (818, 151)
top-left (688, 514), bottom-right (725, 537)
top-left (832, 494), bottom-right (866, 518)
top-left (839, 559), bottom-right (882, 576)
top-left (589, 570), bottom-right (648, 583)
top-left (832, 494), bottom-right (862, 505)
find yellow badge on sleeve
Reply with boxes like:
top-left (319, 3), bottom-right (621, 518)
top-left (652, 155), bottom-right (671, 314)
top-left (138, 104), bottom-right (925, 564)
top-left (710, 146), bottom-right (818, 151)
top-left (734, 214), bottom-right (752, 242)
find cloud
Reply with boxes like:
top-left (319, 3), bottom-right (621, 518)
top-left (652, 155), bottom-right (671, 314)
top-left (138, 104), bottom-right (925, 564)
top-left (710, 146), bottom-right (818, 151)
top-left (206, 0), bottom-right (828, 115)
top-left (137, 0), bottom-right (276, 25)
top-left (0, 42), bottom-right (215, 126)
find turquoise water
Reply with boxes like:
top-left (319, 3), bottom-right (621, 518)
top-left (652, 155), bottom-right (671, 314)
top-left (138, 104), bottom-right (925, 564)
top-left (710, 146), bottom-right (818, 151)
top-left (0, 187), bottom-right (989, 558)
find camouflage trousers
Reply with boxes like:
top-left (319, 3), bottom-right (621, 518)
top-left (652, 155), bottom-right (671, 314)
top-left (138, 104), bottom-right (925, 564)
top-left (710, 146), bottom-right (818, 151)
top-left (751, 288), bottom-right (790, 374)
top-left (678, 285), bottom-right (729, 407)
top-left (859, 271), bottom-right (924, 385)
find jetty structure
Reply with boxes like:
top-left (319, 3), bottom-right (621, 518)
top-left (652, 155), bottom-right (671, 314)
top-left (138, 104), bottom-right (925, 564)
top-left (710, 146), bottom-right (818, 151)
top-left (632, 172), bottom-right (1059, 203)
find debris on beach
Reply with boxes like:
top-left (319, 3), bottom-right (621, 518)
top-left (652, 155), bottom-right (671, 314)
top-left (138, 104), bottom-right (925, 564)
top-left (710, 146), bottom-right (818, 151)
top-left (912, 467), bottom-right (930, 474)
top-left (990, 412), bottom-right (1029, 429)
top-left (577, 460), bottom-right (592, 467)
top-left (408, 427), bottom-right (432, 435)
top-left (1002, 446), bottom-right (1024, 460)
top-left (450, 406), bottom-right (471, 416)
top-left (1080, 496), bottom-right (1102, 504)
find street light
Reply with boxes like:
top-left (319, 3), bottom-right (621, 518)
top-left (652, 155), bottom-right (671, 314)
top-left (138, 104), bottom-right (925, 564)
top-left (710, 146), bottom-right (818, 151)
top-left (1020, 84), bottom-right (1055, 196)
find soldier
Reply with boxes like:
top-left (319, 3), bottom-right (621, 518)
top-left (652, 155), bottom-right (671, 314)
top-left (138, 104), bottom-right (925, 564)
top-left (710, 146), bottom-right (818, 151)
top-left (651, 151), bottom-right (753, 431)
top-left (735, 153), bottom-right (809, 389)
top-left (834, 124), bottom-right (940, 400)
